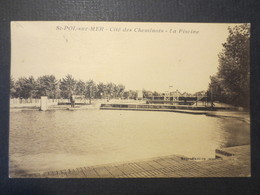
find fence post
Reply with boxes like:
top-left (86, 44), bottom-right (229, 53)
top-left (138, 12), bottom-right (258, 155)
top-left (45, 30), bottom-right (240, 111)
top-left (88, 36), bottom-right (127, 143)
top-left (40, 96), bottom-right (48, 111)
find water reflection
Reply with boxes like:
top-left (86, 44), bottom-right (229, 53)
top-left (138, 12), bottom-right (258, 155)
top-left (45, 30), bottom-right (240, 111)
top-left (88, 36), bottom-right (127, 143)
top-left (9, 110), bottom-right (250, 174)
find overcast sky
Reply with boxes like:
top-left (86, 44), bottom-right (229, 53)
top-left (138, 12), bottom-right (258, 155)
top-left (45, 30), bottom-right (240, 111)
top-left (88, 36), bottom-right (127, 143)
top-left (11, 21), bottom-right (239, 93)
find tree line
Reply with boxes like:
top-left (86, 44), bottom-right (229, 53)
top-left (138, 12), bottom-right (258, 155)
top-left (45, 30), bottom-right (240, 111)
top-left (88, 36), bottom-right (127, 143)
top-left (10, 74), bottom-right (207, 100)
top-left (208, 24), bottom-right (250, 109)
top-left (10, 74), bottom-right (136, 100)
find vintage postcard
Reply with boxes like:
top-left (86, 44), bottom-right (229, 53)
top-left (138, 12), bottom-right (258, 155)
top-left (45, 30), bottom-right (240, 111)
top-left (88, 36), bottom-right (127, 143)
top-left (10, 21), bottom-right (250, 178)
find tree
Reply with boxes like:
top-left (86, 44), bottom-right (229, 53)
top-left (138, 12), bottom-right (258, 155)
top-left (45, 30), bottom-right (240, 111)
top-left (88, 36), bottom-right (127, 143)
top-left (106, 82), bottom-right (116, 98)
top-left (117, 84), bottom-right (125, 98)
top-left (142, 89), bottom-right (153, 98)
top-left (86, 80), bottom-right (96, 99)
top-left (59, 74), bottom-right (77, 98)
top-left (75, 80), bottom-right (86, 96)
top-left (97, 82), bottom-right (107, 99)
top-left (15, 76), bottom-right (37, 99)
top-left (209, 24), bottom-right (250, 108)
top-left (36, 75), bottom-right (59, 98)
top-left (128, 90), bottom-right (138, 99)
top-left (10, 76), bottom-right (16, 98)
top-left (123, 91), bottom-right (130, 99)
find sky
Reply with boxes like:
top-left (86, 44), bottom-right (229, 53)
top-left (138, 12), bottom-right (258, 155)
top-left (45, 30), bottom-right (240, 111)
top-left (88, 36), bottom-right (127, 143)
top-left (11, 21), bottom-right (239, 93)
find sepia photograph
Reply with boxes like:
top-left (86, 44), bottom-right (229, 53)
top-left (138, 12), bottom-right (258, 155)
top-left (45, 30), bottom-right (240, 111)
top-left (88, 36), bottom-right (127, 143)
top-left (9, 21), bottom-right (250, 178)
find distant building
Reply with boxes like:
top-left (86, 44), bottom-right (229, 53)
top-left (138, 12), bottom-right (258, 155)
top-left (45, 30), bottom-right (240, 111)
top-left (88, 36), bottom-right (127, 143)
top-left (170, 90), bottom-right (182, 98)
top-left (181, 92), bottom-right (193, 97)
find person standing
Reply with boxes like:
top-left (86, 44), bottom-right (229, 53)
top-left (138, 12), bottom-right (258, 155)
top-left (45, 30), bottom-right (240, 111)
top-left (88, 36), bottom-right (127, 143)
top-left (70, 95), bottom-right (75, 108)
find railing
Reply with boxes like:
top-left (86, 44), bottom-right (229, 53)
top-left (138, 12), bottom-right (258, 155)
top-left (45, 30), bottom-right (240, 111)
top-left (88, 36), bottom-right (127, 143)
top-left (100, 103), bottom-right (216, 111)
top-left (10, 98), bottom-right (60, 106)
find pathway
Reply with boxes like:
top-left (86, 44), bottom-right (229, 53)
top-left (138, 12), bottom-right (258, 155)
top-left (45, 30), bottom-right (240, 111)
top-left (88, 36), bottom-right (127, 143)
top-left (19, 145), bottom-right (250, 178)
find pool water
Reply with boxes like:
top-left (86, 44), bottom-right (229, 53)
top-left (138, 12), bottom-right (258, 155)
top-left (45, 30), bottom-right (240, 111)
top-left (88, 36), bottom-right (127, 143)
top-left (9, 109), bottom-right (250, 175)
